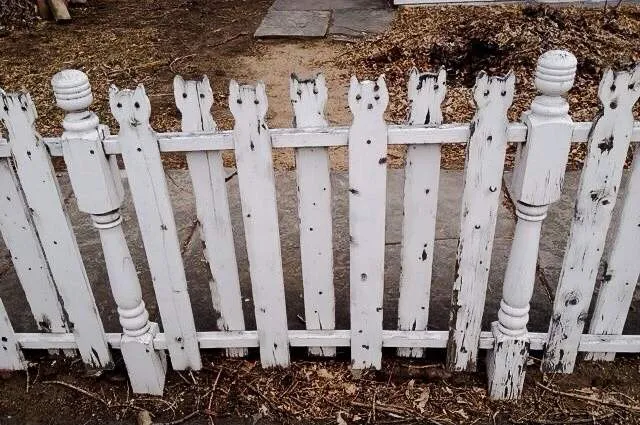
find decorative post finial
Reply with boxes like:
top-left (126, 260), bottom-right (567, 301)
top-left (487, 50), bottom-right (577, 400)
top-left (52, 69), bottom-right (93, 113)
top-left (52, 70), bottom-right (167, 394)
top-left (531, 50), bottom-right (577, 116)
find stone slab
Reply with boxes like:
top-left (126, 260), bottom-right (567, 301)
top-left (270, 0), bottom-right (388, 11)
top-left (254, 10), bottom-right (330, 38)
top-left (328, 8), bottom-right (395, 36)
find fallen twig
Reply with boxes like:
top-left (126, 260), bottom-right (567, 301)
top-left (350, 400), bottom-right (414, 417)
top-left (169, 54), bottom-right (196, 73)
top-left (42, 380), bottom-right (108, 406)
top-left (156, 410), bottom-right (200, 425)
top-left (536, 382), bottom-right (640, 414)
top-left (210, 32), bottom-right (249, 48)
top-left (530, 412), bottom-right (614, 424)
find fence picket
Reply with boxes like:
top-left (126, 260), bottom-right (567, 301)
top-left (229, 81), bottom-right (289, 367)
top-left (290, 74), bottom-right (335, 357)
top-left (0, 297), bottom-right (24, 370)
top-left (587, 146), bottom-right (640, 361)
top-left (447, 72), bottom-right (515, 371)
top-left (174, 76), bottom-right (247, 358)
top-left (0, 158), bottom-right (68, 333)
top-left (348, 75), bottom-right (389, 370)
top-left (0, 91), bottom-right (112, 369)
top-left (543, 65), bottom-right (640, 372)
top-left (397, 68), bottom-right (446, 358)
top-left (109, 85), bottom-right (201, 371)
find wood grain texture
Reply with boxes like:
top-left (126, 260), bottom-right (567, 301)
top-left (398, 67), bottom-right (446, 358)
top-left (109, 85), bottom-right (201, 371)
top-left (0, 297), bottom-right (25, 370)
top-left (0, 158), bottom-right (68, 334)
top-left (447, 72), bottom-right (515, 371)
top-left (543, 65), bottom-right (640, 373)
top-left (290, 74), bottom-right (335, 357)
top-left (587, 145), bottom-right (640, 361)
top-left (174, 75), bottom-right (247, 358)
top-left (229, 80), bottom-right (289, 367)
top-left (0, 91), bottom-right (111, 369)
top-left (348, 75), bottom-right (389, 370)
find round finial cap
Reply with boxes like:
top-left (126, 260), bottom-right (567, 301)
top-left (51, 69), bottom-right (93, 112)
top-left (535, 50), bottom-right (577, 97)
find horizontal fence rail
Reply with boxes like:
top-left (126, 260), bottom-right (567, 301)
top-left (0, 49), bottom-right (638, 401)
top-left (2, 122), bottom-right (640, 157)
top-left (14, 330), bottom-right (640, 353)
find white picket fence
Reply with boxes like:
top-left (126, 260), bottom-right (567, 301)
top-left (0, 49), bottom-right (639, 399)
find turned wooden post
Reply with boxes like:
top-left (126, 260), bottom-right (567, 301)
top-left (52, 70), bottom-right (167, 395)
top-left (487, 50), bottom-right (576, 400)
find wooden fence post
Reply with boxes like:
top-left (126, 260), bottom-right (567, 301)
top-left (487, 50), bottom-right (576, 399)
top-left (0, 90), bottom-right (112, 369)
top-left (174, 75), bottom-right (247, 358)
top-left (229, 81), bottom-right (290, 367)
top-left (447, 71), bottom-right (515, 371)
top-left (52, 70), bottom-right (166, 394)
top-left (397, 67), bottom-right (446, 358)
top-left (542, 64), bottom-right (640, 373)
top-left (290, 74), bottom-right (335, 357)
top-left (348, 75), bottom-right (389, 370)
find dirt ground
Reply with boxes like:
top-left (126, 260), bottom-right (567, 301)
top-left (4, 351), bottom-right (640, 424)
top-left (1, 1), bottom-right (640, 424)
top-left (2, 1), bottom-right (638, 171)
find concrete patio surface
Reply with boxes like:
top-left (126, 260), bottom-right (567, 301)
top-left (0, 168), bottom-right (638, 344)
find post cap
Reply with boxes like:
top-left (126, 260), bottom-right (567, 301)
top-left (51, 69), bottom-right (93, 112)
top-left (535, 50), bottom-right (577, 97)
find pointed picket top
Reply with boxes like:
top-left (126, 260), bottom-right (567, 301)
top-left (0, 90), bottom-right (38, 131)
top-left (407, 67), bottom-right (447, 126)
top-left (109, 84), bottom-right (152, 129)
top-left (597, 65), bottom-right (640, 118)
top-left (348, 75), bottom-right (389, 119)
top-left (229, 80), bottom-right (269, 123)
top-left (290, 73), bottom-right (328, 127)
top-left (472, 71), bottom-right (515, 116)
top-left (174, 75), bottom-right (217, 132)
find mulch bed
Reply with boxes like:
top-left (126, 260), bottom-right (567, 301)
top-left (337, 3), bottom-right (640, 169)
